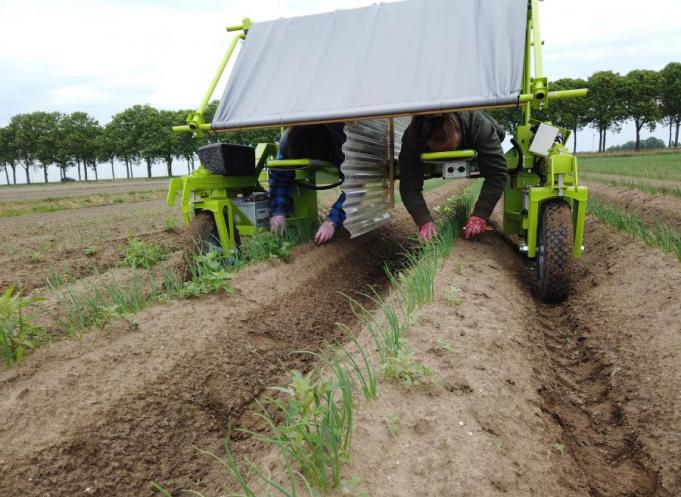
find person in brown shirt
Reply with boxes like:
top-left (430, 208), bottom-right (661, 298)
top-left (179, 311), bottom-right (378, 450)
top-left (398, 111), bottom-right (508, 240)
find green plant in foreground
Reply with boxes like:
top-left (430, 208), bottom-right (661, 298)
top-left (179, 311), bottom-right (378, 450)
top-left (181, 252), bottom-right (237, 299)
top-left (122, 239), bottom-right (167, 269)
top-left (84, 246), bottom-right (97, 257)
top-left (0, 288), bottom-right (46, 367)
top-left (240, 368), bottom-right (354, 494)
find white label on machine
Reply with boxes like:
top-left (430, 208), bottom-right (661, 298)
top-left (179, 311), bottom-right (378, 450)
top-left (529, 123), bottom-right (560, 157)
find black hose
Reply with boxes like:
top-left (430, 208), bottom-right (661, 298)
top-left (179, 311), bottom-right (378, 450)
top-left (510, 138), bottom-right (524, 175)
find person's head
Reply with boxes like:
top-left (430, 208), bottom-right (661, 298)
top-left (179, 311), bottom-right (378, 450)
top-left (411, 113), bottom-right (462, 152)
top-left (286, 125), bottom-right (330, 160)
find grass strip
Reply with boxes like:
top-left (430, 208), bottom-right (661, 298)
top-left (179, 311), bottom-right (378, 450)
top-left (582, 173), bottom-right (681, 200)
top-left (0, 190), bottom-right (166, 217)
top-left (579, 153), bottom-right (681, 182)
top-left (588, 198), bottom-right (681, 261)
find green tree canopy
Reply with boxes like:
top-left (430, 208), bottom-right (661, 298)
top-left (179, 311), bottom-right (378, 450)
top-left (621, 69), bottom-right (662, 151)
top-left (660, 62), bottom-right (681, 147)
top-left (587, 71), bottom-right (626, 152)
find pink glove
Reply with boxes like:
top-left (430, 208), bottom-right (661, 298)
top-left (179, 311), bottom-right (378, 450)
top-left (270, 214), bottom-right (286, 234)
top-left (418, 221), bottom-right (438, 241)
top-left (464, 216), bottom-right (487, 239)
top-left (315, 220), bottom-right (336, 245)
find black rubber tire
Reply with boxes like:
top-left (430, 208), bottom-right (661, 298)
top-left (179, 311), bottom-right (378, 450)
top-left (535, 200), bottom-right (573, 302)
top-left (186, 211), bottom-right (240, 255)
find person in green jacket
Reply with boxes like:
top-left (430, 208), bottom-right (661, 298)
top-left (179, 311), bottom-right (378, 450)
top-left (398, 111), bottom-right (508, 241)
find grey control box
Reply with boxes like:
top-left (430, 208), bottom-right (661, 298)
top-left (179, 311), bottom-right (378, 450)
top-left (231, 192), bottom-right (271, 229)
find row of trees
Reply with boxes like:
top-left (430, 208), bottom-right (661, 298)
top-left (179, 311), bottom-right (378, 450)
top-left (493, 63), bottom-right (681, 153)
top-left (0, 102), bottom-right (278, 185)
top-left (1, 64), bottom-right (680, 184)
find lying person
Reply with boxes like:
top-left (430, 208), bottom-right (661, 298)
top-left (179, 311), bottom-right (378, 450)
top-left (398, 112), bottom-right (508, 241)
top-left (268, 123), bottom-right (347, 245)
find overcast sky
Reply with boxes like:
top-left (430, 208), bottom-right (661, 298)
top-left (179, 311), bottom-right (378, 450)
top-left (1, 0), bottom-right (680, 150)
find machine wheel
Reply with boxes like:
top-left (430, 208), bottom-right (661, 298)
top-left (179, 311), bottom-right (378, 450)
top-left (535, 200), bottom-right (573, 302)
top-left (186, 211), bottom-right (240, 255)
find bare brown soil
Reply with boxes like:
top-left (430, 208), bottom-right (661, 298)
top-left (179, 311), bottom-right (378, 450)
top-left (588, 182), bottom-right (681, 232)
top-left (0, 183), bottom-right (466, 497)
top-left (0, 179), bottom-right (169, 202)
top-left (2, 183), bottom-right (680, 497)
top-left (322, 216), bottom-right (681, 497)
top-left (0, 200), bottom-right (185, 293)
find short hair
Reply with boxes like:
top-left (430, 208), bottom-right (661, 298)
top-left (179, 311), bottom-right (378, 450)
top-left (285, 125), bottom-right (330, 160)
top-left (411, 113), bottom-right (461, 149)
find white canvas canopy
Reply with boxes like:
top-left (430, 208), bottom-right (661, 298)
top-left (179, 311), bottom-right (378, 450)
top-left (212, 0), bottom-right (527, 130)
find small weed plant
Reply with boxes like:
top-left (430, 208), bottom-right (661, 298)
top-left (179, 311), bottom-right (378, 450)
top-left (0, 288), bottom-right (46, 367)
top-left (385, 415), bottom-right (399, 436)
top-left (181, 252), bottom-right (236, 298)
top-left (122, 239), bottom-right (166, 269)
top-left (443, 286), bottom-right (463, 306)
top-left (382, 349), bottom-right (432, 387)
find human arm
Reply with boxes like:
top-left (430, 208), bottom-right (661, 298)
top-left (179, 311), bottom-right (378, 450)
top-left (398, 126), bottom-right (433, 227)
top-left (469, 117), bottom-right (508, 221)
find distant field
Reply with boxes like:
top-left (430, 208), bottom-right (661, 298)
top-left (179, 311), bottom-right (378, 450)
top-left (0, 178), bottom-right (170, 202)
top-left (579, 152), bottom-right (681, 182)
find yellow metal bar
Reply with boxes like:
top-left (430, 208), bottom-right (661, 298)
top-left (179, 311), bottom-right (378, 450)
top-left (198, 33), bottom-right (245, 115)
top-left (267, 159), bottom-right (334, 169)
top-left (518, 89), bottom-right (588, 103)
top-left (420, 150), bottom-right (476, 161)
top-left (523, 14), bottom-right (533, 124)
top-left (172, 123), bottom-right (213, 133)
top-left (531, 0), bottom-right (543, 80)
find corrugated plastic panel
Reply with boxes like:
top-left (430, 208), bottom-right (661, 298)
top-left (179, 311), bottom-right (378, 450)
top-left (341, 120), bottom-right (391, 238)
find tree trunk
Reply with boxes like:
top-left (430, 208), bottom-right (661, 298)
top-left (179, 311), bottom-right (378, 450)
top-left (3, 166), bottom-right (9, 185)
top-left (22, 163), bottom-right (31, 184)
top-left (10, 164), bottom-right (17, 184)
top-left (670, 118), bottom-right (674, 148)
top-left (166, 157), bottom-right (172, 177)
top-left (635, 120), bottom-right (642, 152)
top-left (603, 129), bottom-right (607, 152)
top-left (111, 161), bottom-right (116, 179)
top-left (93, 163), bottom-right (98, 180)
top-left (146, 159), bottom-right (152, 178)
top-left (43, 164), bottom-right (48, 183)
top-left (675, 120), bottom-right (680, 148)
top-left (76, 163), bottom-right (81, 181)
top-left (573, 126), bottom-right (578, 154)
top-left (597, 129), bottom-right (602, 152)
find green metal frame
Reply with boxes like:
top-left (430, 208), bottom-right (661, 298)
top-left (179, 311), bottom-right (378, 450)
top-left (168, 0), bottom-right (588, 259)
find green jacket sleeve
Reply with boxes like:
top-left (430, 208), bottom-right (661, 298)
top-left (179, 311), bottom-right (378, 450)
top-left (398, 126), bottom-right (433, 227)
top-left (469, 115), bottom-right (508, 221)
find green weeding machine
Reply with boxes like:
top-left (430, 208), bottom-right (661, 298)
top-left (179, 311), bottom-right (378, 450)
top-left (168, 0), bottom-right (588, 302)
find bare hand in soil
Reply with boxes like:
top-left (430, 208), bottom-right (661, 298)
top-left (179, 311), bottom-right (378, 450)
top-left (314, 220), bottom-right (335, 245)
